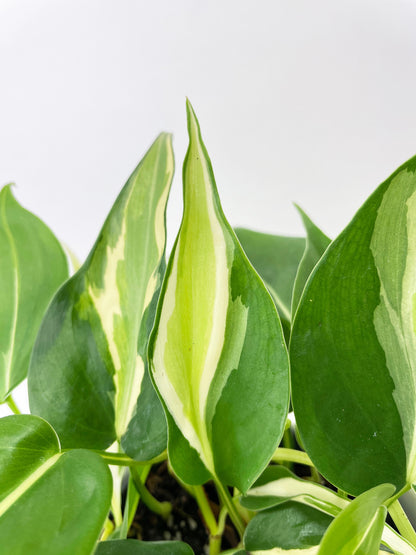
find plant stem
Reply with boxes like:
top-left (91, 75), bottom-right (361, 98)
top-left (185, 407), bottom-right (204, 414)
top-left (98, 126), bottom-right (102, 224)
top-left (209, 506), bottom-right (227, 555)
top-left (5, 395), bottom-right (21, 415)
top-left (130, 465), bottom-right (172, 520)
top-left (100, 517), bottom-right (114, 541)
top-left (388, 499), bottom-right (416, 547)
top-left (188, 485), bottom-right (222, 555)
top-left (190, 485), bottom-right (218, 536)
top-left (271, 447), bottom-right (314, 467)
top-left (214, 479), bottom-right (245, 539)
top-left (282, 420), bottom-right (294, 470)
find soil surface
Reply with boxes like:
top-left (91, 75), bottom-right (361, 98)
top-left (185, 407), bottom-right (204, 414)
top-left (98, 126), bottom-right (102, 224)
top-left (128, 462), bottom-right (239, 553)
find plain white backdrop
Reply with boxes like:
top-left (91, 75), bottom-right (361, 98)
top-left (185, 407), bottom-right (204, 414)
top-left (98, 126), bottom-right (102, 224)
top-left (1, 0), bottom-right (416, 413)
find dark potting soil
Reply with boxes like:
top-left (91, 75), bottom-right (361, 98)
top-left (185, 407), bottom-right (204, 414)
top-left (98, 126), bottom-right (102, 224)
top-left (128, 462), bottom-right (239, 554)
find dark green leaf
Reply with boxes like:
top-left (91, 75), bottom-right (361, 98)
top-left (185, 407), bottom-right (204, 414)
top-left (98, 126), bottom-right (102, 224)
top-left (244, 501), bottom-right (332, 551)
top-left (291, 205), bottom-right (330, 314)
top-left (95, 539), bottom-right (194, 554)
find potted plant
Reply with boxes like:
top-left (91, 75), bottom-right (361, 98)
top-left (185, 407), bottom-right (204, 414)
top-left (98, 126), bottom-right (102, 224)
top-left (1, 100), bottom-right (416, 555)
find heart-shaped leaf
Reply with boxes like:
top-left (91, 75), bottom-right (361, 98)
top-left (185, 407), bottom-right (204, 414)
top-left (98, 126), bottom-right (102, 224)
top-left (28, 134), bottom-right (173, 453)
top-left (291, 156), bottom-right (416, 494)
top-left (0, 185), bottom-right (68, 401)
top-left (0, 414), bottom-right (112, 555)
top-left (149, 102), bottom-right (290, 492)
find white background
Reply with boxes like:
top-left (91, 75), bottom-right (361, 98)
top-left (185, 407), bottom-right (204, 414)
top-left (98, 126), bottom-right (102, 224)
top-left (1, 0), bottom-right (416, 413)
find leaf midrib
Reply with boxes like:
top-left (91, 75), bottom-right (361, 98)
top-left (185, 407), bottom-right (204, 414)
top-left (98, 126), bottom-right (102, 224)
top-left (1, 192), bottom-right (19, 398)
top-left (0, 452), bottom-right (61, 517)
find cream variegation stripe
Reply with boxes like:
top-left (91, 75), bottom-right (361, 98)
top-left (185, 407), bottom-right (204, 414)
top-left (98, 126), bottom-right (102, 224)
top-left (247, 477), bottom-right (348, 514)
top-left (89, 218), bottom-right (126, 374)
top-left (87, 136), bottom-right (173, 439)
top-left (0, 453), bottom-right (62, 518)
top-left (371, 171), bottom-right (416, 484)
top-left (152, 105), bottom-right (232, 475)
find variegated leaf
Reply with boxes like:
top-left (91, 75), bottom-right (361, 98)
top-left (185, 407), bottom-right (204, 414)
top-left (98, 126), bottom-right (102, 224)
top-left (0, 185), bottom-right (68, 401)
top-left (149, 101), bottom-right (290, 492)
top-left (291, 156), bottom-right (416, 494)
top-left (28, 134), bottom-right (174, 451)
top-left (242, 466), bottom-right (415, 555)
top-left (0, 415), bottom-right (112, 554)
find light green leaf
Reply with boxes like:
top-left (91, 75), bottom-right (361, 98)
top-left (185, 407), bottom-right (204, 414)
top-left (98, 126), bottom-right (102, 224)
top-left (244, 501), bottom-right (332, 552)
top-left (291, 156), bottom-right (416, 494)
top-left (318, 483), bottom-right (395, 555)
top-left (28, 134), bottom-right (174, 452)
top-left (291, 206), bottom-right (330, 315)
top-left (95, 540), bottom-right (194, 554)
top-left (235, 228), bottom-right (305, 338)
top-left (149, 101), bottom-right (290, 492)
top-left (0, 185), bottom-right (68, 401)
top-left (0, 414), bottom-right (112, 555)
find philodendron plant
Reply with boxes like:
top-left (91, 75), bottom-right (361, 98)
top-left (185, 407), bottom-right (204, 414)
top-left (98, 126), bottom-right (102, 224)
top-left (1, 101), bottom-right (416, 555)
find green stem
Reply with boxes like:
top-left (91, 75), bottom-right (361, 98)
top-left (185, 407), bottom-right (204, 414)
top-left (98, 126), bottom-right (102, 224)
top-left (5, 395), bottom-right (21, 415)
top-left (388, 499), bottom-right (416, 547)
top-left (100, 517), bottom-right (114, 541)
top-left (271, 447), bottom-right (314, 467)
top-left (282, 420), bottom-right (294, 470)
top-left (130, 465), bottom-right (172, 520)
top-left (188, 485), bottom-right (221, 555)
top-left (214, 479), bottom-right (245, 539)
top-left (190, 485), bottom-right (218, 536)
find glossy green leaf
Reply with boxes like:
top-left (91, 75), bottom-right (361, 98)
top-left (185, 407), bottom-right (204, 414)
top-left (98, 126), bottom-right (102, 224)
top-left (149, 101), bottom-right (290, 492)
top-left (291, 206), bottom-right (330, 315)
top-left (235, 228), bottom-right (305, 337)
top-left (28, 134), bottom-right (173, 452)
top-left (0, 185), bottom-right (68, 401)
top-left (318, 483), bottom-right (394, 555)
top-left (95, 539), bottom-right (194, 554)
top-left (0, 414), bottom-right (112, 555)
top-left (291, 156), bottom-right (416, 494)
top-left (244, 501), bottom-right (332, 552)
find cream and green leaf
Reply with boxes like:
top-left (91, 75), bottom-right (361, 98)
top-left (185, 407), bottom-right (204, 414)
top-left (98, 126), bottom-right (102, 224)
top-left (0, 185), bottom-right (68, 402)
top-left (0, 415), bottom-right (112, 555)
top-left (28, 134), bottom-right (174, 453)
top-left (242, 465), bottom-right (415, 554)
top-left (149, 101), bottom-right (290, 493)
top-left (318, 483), bottom-right (395, 555)
top-left (291, 156), bottom-right (416, 495)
